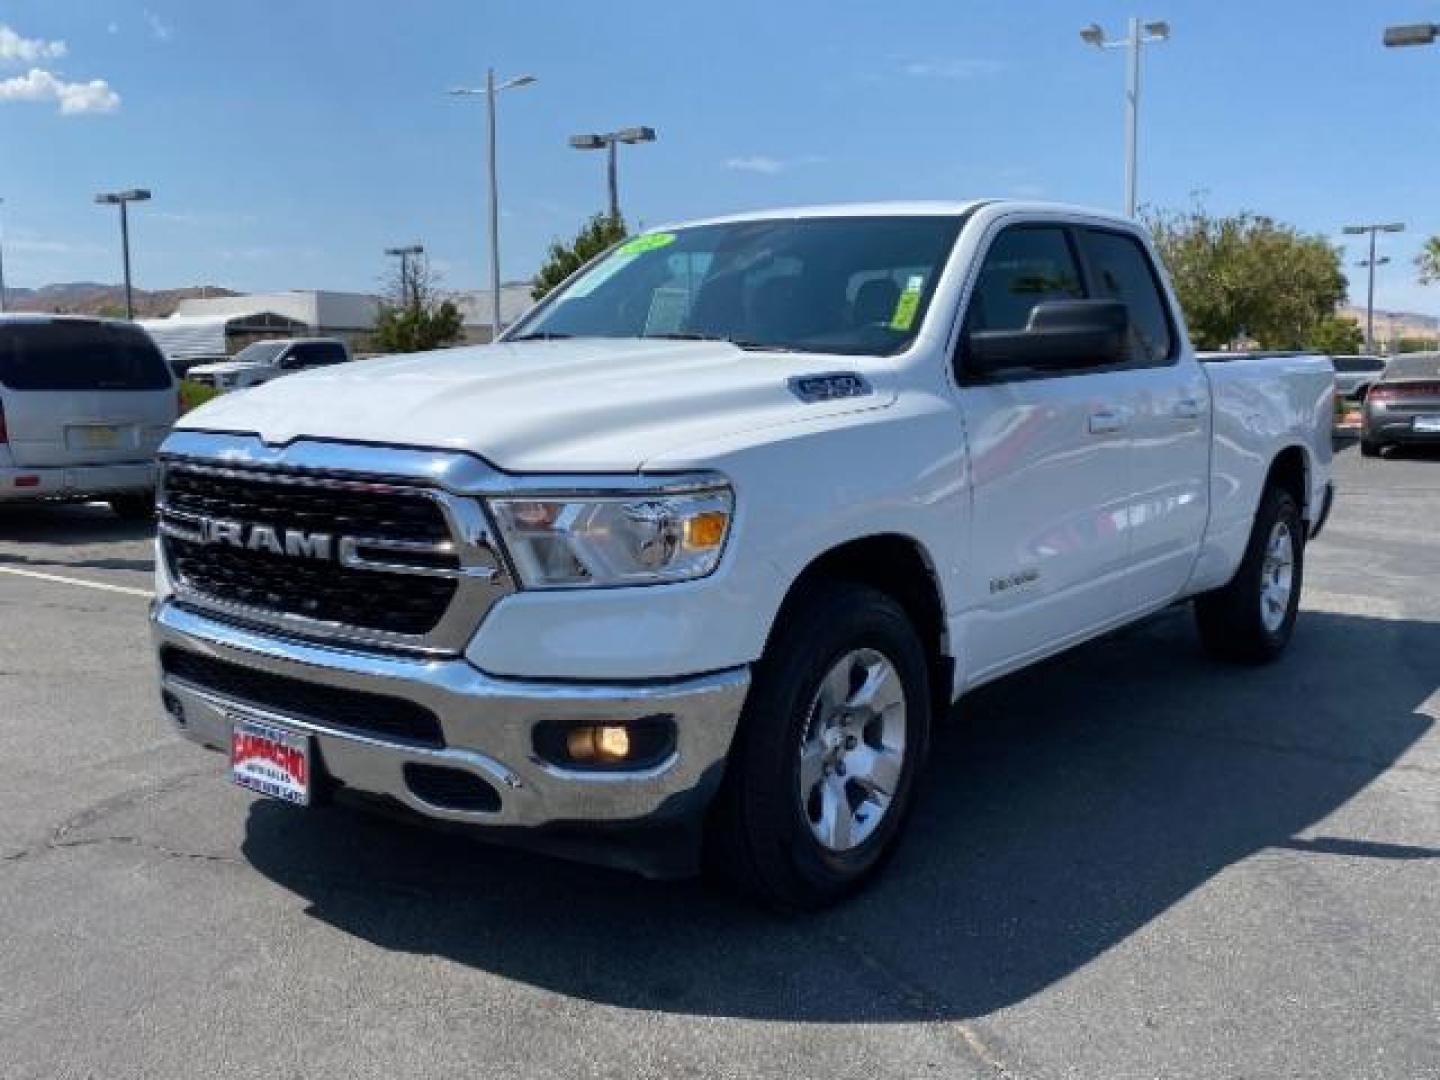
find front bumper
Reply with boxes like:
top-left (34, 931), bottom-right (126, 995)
top-left (0, 461), bottom-right (155, 502)
top-left (152, 600), bottom-right (750, 875)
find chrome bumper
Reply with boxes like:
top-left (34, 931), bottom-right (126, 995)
top-left (152, 601), bottom-right (749, 834)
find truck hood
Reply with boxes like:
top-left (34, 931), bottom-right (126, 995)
top-left (186, 360), bottom-right (264, 377)
top-left (177, 338), bottom-right (893, 472)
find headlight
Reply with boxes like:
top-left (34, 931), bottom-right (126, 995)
top-left (488, 485), bottom-right (733, 589)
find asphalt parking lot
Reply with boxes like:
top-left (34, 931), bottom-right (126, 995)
top-left (1, 443), bottom-right (1436, 1080)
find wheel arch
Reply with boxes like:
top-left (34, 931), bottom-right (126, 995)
top-left (1265, 443), bottom-right (1310, 522)
top-left (765, 533), bottom-right (953, 712)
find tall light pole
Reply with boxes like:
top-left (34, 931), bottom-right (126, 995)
top-left (0, 198), bottom-right (8, 314)
top-left (94, 189), bottom-right (151, 319)
top-left (1343, 222), bottom-right (1405, 354)
top-left (449, 71), bottom-right (536, 341)
top-left (1080, 18), bottom-right (1170, 217)
top-left (568, 126), bottom-right (657, 222)
top-left (384, 244), bottom-right (424, 309)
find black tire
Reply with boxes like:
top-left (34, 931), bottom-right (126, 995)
top-left (1360, 439), bottom-right (1383, 458)
top-left (705, 582), bottom-right (931, 909)
top-left (108, 492), bottom-right (156, 521)
top-left (1194, 485), bottom-right (1304, 664)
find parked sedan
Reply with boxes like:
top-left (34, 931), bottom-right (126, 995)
top-left (1332, 354), bottom-right (1387, 401)
top-left (1361, 352), bottom-right (1440, 457)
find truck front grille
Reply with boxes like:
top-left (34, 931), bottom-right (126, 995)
top-left (157, 459), bottom-right (509, 652)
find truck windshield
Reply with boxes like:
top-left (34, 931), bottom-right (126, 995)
top-left (232, 341), bottom-right (289, 366)
top-left (512, 215), bottom-right (965, 356)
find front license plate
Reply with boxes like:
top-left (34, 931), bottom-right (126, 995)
top-left (230, 719), bottom-right (311, 806)
top-left (1414, 415), bottom-right (1440, 433)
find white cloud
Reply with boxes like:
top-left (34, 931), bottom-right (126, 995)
top-left (724, 153), bottom-right (827, 176)
top-left (0, 68), bottom-right (120, 114)
top-left (725, 155), bottom-right (785, 175)
top-left (0, 25), bottom-right (67, 63)
top-left (902, 59), bottom-right (1004, 80)
top-left (144, 9), bottom-right (173, 42)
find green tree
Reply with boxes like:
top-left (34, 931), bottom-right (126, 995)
top-left (1308, 315), bottom-right (1364, 355)
top-left (1416, 235), bottom-right (1440, 285)
top-left (1143, 204), bottom-right (1348, 350)
top-left (1394, 335), bottom-right (1440, 354)
top-left (370, 251), bottom-right (464, 353)
top-left (531, 213), bottom-right (628, 301)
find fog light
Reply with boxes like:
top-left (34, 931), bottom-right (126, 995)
top-left (535, 714), bottom-right (678, 771)
top-left (566, 724), bottom-right (632, 764)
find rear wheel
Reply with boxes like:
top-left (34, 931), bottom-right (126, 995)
top-left (1360, 439), bottom-right (1383, 458)
top-left (706, 582), bottom-right (931, 909)
top-left (1194, 485), bottom-right (1304, 664)
top-left (108, 492), bottom-right (155, 521)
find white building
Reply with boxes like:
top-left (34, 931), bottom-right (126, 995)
top-left (140, 285), bottom-right (538, 369)
top-left (140, 290), bottom-right (381, 369)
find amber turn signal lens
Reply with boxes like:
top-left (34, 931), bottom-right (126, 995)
top-left (565, 724), bottom-right (632, 764)
top-left (683, 510), bottom-right (729, 550)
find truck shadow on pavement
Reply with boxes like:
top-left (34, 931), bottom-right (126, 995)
top-left (241, 604), bottom-right (1437, 1022)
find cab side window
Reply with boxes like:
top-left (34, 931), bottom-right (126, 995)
top-left (966, 227), bottom-right (1085, 333)
top-left (1078, 229), bottom-right (1175, 365)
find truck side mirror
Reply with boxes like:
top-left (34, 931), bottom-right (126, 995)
top-left (965, 299), bottom-right (1130, 377)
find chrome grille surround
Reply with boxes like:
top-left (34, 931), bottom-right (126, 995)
top-left (158, 431), bottom-right (515, 655)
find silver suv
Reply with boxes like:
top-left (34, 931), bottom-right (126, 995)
top-left (0, 315), bottom-right (177, 519)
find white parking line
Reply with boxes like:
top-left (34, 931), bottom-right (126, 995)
top-left (0, 565), bottom-right (152, 599)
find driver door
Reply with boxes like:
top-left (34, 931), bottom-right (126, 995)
top-left (955, 223), bottom-right (1137, 681)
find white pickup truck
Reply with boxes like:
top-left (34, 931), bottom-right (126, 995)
top-left (152, 201), bottom-right (1334, 907)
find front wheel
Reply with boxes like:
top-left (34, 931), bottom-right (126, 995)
top-left (1194, 485), bottom-right (1304, 664)
top-left (706, 582), bottom-right (931, 909)
top-left (1360, 439), bottom-right (1383, 458)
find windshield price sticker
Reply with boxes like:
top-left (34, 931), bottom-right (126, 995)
top-left (619, 232), bottom-right (677, 256)
top-left (889, 274), bottom-right (926, 331)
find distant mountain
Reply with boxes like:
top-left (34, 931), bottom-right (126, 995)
top-left (3, 283), bottom-right (239, 319)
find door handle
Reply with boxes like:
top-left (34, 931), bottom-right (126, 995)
top-left (1172, 397), bottom-right (1203, 420)
top-left (1088, 409), bottom-right (1126, 434)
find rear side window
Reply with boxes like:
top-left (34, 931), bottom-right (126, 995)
top-left (1333, 356), bottom-right (1385, 374)
top-left (0, 321), bottom-right (172, 391)
top-left (966, 227), bottom-right (1084, 332)
top-left (1079, 229), bottom-right (1174, 365)
top-left (285, 342), bottom-right (347, 369)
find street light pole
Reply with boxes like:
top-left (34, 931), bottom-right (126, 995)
top-left (0, 198), bottom-right (8, 314)
top-left (1343, 222), bottom-right (1405, 354)
top-left (449, 72), bottom-right (536, 341)
top-left (606, 139), bottom-right (619, 221)
top-left (1081, 18), bottom-right (1170, 217)
top-left (568, 126), bottom-right (657, 223)
top-left (384, 244), bottom-right (425, 309)
top-left (94, 189), bottom-right (152, 320)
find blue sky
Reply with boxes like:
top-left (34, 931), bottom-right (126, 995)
top-left (2, 0), bottom-right (1440, 315)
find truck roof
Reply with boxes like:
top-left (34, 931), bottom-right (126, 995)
top-left (656, 199), bottom-right (1137, 232)
top-left (0, 312), bottom-right (138, 327)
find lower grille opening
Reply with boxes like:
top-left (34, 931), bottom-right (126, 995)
top-left (161, 646), bottom-right (445, 748)
top-left (403, 763), bottom-right (501, 813)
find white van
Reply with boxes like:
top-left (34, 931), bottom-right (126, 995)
top-left (0, 315), bottom-right (177, 519)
